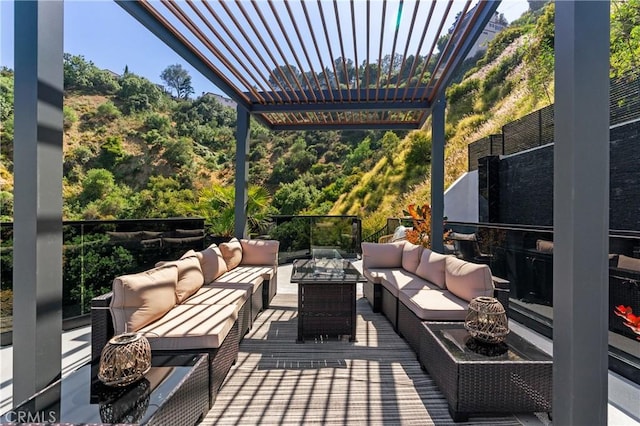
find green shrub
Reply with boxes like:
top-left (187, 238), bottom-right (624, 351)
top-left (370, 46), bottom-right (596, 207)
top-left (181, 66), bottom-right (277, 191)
top-left (0, 191), bottom-right (13, 220)
top-left (163, 137), bottom-right (194, 168)
top-left (118, 74), bottom-right (161, 114)
top-left (447, 78), bottom-right (480, 105)
top-left (457, 114), bottom-right (487, 133)
top-left (99, 135), bottom-right (126, 166)
top-left (63, 106), bottom-right (77, 130)
top-left (96, 101), bottom-right (121, 121)
top-left (405, 131), bottom-right (432, 168)
top-left (144, 113), bottom-right (171, 133)
top-left (80, 168), bottom-right (115, 203)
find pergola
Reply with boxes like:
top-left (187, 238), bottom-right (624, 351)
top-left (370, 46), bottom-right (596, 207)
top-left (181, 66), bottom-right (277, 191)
top-left (12, 1), bottom-right (611, 423)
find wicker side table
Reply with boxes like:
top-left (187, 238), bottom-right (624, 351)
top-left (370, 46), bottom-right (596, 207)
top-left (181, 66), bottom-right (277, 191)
top-left (419, 322), bottom-right (552, 422)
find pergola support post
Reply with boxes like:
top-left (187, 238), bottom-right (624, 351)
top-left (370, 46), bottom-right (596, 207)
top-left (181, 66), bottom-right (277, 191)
top-left (431, 95), bottom-right (445, 253)
top-left (234, 106), bottom-right (250, 239)
top-left (12, 0), bottom-right (64, 404)
top-left (553, 2), bottom-right (610, 424)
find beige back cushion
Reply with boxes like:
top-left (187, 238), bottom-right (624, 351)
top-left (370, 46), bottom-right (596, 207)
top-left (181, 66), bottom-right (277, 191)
top-left (414, 249), bottom-right (448, 289)
top-left (617, 254), bottom-right (640, 272)
top-left (401, 242), bottom-right (423, 274)
top-left (219, 238), bottom-right (243, 270)
top-left (445, 256), bottom-right (493, 302)
top-left (110, 265), bottom-right (178, 333)
top-left (240, 239), bottom-right (280, 265)
top-left (361, 242), bottom-right (405, 269)
top-left (183, 245), bottom-right (228, 284)
top-left (156, 256), bottom-right (204, 303)
top-left (536, 239), bottom-right (554, 253)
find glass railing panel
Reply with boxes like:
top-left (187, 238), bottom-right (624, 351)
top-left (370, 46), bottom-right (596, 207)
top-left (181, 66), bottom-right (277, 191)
top-left (1, 218), bottom-right (206, 338)
top-left (268, 215), bottom-right (361, 263)
top-left (310, 216), bottom-right (360, 257)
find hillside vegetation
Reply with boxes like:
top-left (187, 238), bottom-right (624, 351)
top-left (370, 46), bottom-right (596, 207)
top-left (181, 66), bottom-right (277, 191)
top-left (332, 1), bottom-right (640, 237)
top-left (331, 5), bottom-right (555, 234)
top-left (1, 1), bottom-right (638, 238)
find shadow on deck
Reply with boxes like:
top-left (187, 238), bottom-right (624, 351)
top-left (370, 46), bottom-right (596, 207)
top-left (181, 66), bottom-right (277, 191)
top-left (201, 293), bottom-right (543, 425)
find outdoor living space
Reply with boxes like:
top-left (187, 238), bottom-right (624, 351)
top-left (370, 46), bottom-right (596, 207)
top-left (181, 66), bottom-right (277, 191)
top-left (5, 0), bottom-right (640, 424)
top-left (2, 260), bottom-right (638, 425)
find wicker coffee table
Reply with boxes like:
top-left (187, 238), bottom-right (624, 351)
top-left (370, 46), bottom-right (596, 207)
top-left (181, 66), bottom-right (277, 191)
top-left (419, 322), bottom-right (552, 422)
top-left (2, 354), bottom-right (209, 425)
top-left (291, 257), bottom-right (366, 342)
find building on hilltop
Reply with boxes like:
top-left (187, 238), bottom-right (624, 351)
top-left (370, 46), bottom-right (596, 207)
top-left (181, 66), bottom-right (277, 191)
top-left (203, 92), bottom-right (237, 109)
top-left (448, 7), bottom-right (508, 59)
top-left (467, 11), bottom-right (508, 58)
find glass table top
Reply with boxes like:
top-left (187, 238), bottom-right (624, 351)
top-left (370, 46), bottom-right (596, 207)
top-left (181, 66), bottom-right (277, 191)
top-left (291, 257), bottom-right (365, 284)
top-left (425, 322), bottom-right (552, 363)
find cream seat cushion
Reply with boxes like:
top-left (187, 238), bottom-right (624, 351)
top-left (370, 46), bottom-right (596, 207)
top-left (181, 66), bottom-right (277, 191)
top-left (414, 249), bottom-right (448, 289)
top-left (215, 266), bottom-right (271, 293)
top-left (219, 238), bottom-right (243, 270)
top-left (183, 244), bottom-right (228, 284)
top-left (139, 304), bottom-right (237, 350)
top-left (156, 256), bottom-right (204, 303)
top-left (363, 267), bottom-right (389, 284)
top-left (110, 265), bottom-right (178, 334)
top-left (380, 269), bottom-right (438, 296)
top-left (399, 287), bottom-right (468, 321)
top-left (240, 239), bottom-right (279, 265)
top-left (182, 286), bottom-right (249, 315)
top-left (445, 256), bottom-right (493, 302)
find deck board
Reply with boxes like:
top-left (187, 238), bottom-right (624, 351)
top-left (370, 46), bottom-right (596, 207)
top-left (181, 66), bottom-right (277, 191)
top-left (202, 294), bottom-right (531, 425)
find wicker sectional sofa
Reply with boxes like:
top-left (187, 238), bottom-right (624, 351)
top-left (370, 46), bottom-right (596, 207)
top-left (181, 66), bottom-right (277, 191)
top-left (91, 237), bottom-right (279, 405)
top-left (361, 241), bottom-right (509, 354)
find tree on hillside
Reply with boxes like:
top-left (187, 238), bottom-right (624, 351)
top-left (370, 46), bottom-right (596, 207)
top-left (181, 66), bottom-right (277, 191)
top-left (611, 0), bottom-right (640, 78)
top-left (161, 64), bottom-right (194, 99)
top-left (118, 74), bottom-right (162, 113)
top-left (63, 54), bottom-right (120, 94)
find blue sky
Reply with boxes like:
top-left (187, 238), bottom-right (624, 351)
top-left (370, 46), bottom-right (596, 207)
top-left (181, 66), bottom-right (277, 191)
top-left (1, 1), bottom-right (529, 97)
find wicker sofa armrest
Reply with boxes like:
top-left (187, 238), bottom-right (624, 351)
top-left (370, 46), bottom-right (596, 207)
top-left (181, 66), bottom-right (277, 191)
top-left (91, 292), bottom-right (114, 362)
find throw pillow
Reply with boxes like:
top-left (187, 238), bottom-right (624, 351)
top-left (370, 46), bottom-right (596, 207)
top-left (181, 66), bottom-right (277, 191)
top-left (414, 249), bottom-right (448, 289)
top-left (110, 265), bottom-right (178, 333)
top-left (219, 237), bottom-right (243, 270)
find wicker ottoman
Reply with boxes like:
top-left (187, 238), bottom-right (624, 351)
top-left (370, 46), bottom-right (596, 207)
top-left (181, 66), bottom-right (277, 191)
top-left (419, 322), bottom-right (552, 422)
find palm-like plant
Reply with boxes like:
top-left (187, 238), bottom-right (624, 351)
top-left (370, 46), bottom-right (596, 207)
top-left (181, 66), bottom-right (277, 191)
top-left (184, 184), bottom-right (274, 236)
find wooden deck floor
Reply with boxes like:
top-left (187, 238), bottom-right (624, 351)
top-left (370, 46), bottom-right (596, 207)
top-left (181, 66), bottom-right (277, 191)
top-left (202, 294), bottom-right (537, 425)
